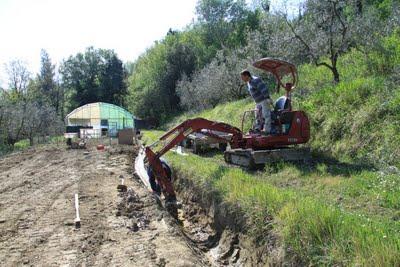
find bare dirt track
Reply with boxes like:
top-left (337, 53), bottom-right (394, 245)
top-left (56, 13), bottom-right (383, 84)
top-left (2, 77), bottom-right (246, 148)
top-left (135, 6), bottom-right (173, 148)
top-left (0, 144), bottom-right (208, 266)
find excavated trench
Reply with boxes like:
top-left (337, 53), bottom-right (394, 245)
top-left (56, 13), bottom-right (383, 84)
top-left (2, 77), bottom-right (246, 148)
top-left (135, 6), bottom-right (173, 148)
top-left (172, 170), bottom-right (284, 266)
top-left (132, 146), bottom-right (283, 266)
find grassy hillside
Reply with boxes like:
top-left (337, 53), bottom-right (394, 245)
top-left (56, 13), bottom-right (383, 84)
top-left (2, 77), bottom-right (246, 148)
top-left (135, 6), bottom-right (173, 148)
top-left (142, 50), bottom-right (400, 265)
top-left (298, 50), bottom-right (400, 166)
top-left (166, 50), bottom-right (399, 167)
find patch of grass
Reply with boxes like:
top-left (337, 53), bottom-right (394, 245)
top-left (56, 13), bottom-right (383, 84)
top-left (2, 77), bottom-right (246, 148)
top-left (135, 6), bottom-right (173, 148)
top-left (140, 130), bottom-right (165, 146)
top-left (160, 150), bottom-right (400, 266)
top-left (164, 98), bottom-right (255, 131)
top-left (14, 139), bottom-right (30, 150)
top-left (280, 198), bottom-right (400, 266)
top-left (48, 135), bottom-right (65, 144)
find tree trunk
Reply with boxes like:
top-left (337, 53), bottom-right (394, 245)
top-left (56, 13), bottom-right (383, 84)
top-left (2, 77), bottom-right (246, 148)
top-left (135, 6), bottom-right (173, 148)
top-left (332, 67), bottom-right (340, 83)
top-left (7, 136), bottom-right (16, 147)
top-left (356, 0), bottom-right (362, 15)
top-left (331, 55), bottom-right (340, 83)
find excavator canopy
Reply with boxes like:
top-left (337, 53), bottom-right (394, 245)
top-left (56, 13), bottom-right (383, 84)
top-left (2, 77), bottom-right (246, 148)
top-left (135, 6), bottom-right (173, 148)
top-left (252, 58), bottom-right (298, 91)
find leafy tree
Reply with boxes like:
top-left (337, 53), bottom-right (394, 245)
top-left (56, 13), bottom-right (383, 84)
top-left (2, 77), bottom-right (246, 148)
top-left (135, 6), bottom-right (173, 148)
top-left (0, 94), bottom-right (62, 147)
top-left (22, 101), bottom-right (63, 146)
top-left (196, 0), bottom-right (262, 50)
top-left (36, 49), bottom-right (63, 114)
top-left (100, 53), bottom-right (127, 106)
top-left (249, 0), bottom-right (270, 12)
top-left (60, 47), bottom-right (127, 112)
top-left (161, 34), bottom-right (197, 112)
top-left (4, 59), bottom-right (31, 99)
top-left (177, 47), bottom-right (256, 111)
top-left (351, 0), bottom-right (399, 74)
top-left (127, 32), bottom-right (197, 123)
top-left (127, 42), bottom-right (168, 123)
top-left (281, 0), bottom-right (356, 83)
top-left (0, 101), bottom-right (25, 146)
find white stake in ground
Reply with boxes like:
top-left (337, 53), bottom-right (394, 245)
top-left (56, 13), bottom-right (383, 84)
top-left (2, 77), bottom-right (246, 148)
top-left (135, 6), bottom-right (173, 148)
top-left (117, 177), bottom-right (127, 192)
top-left (74, 193), bottom-right (81, 228)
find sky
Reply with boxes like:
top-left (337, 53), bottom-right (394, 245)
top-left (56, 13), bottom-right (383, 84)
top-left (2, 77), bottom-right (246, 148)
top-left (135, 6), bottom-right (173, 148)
top-left (0, 0), bottom-right (303, 87)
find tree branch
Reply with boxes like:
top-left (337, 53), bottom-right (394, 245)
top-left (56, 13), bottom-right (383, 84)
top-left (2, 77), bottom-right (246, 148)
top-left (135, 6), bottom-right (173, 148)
top-left (284, 17), bottom-right (318, 63)
top-left (316, 61), bottom-right (334, 71)
top-left (332, 0), bottom-right (348, 53)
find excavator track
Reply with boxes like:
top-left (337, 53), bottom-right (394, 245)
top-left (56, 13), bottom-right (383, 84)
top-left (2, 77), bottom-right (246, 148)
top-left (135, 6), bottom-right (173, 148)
top-left (224, 147), bottom-right (311, 169)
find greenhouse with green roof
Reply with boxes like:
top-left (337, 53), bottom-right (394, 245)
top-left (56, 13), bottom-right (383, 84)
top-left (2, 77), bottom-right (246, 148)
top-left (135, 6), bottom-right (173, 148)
top-left (65, 102), bottom-right (134, 137)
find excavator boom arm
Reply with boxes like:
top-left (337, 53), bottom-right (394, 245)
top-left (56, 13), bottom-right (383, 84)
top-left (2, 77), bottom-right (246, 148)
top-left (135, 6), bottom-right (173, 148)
top-left (145, 118), bottom-right (243, 199)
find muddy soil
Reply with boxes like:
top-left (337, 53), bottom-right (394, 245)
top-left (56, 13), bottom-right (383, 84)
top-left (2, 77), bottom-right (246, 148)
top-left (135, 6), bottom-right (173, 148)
top-left (0, 144), bottom-right (208, 266)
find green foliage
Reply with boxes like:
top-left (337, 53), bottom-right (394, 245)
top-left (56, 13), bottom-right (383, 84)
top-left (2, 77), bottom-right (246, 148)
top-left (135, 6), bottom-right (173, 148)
top-left (367, 0), bottom-right (396, 18)
top-left (127, 32), bottom-right (199, 124)
top-left (14, 139), bottom-right (30, 150)
top-left (36, 50), bottom-right (60, 112)
top-left (127, 1), bottom-right (263, 124)
top-left (176, 48), bottom-right (256, 112)
top-left (60, 47), bottom-right (127, 112)
top-left (367, 29), bottom-right (400, 74)
top-left (196, 0), bottom-right (262, 49)
top-left (0, 140), bottom-right (30, 156)
top-left (127, 41), bottom-right (168, 123)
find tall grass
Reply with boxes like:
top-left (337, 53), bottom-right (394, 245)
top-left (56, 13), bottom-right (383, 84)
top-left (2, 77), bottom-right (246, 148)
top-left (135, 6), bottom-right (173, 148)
top-left (164, 151), bottom-right (400, 266)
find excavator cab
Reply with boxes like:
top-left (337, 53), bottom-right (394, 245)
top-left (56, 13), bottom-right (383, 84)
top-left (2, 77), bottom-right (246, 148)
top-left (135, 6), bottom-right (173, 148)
top-left (225, 58), bottom-right (310, 168)
top-left (242, 58), bottom-right (298, 136)
top-left (248, 96), bottom-right (292, 135)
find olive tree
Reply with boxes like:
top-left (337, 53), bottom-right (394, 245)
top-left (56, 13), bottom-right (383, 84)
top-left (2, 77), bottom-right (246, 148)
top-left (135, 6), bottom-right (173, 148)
top-left (0, 97), bottom-right (63, 147)
top-left (0, 101), bottom-right (26, 146)
top-left (23, 102), bottom-right (63, 146)
top-left (280, 0), bottom-right (354, 83)
top-left (177, 47), bottom-right (261, 111)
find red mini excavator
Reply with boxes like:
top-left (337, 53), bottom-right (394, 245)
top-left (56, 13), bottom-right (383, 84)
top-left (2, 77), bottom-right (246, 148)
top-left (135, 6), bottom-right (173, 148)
top-left (144, 58), bottom-right (310, 202)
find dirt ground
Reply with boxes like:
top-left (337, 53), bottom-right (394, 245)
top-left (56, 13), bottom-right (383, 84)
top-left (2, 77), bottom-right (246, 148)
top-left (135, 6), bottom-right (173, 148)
top-left (0, 143), bottom-right (209, 266)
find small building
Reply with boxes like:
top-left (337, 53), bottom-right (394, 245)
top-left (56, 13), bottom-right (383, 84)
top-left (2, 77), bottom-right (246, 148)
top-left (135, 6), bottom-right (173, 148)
top-left (65, 102), bottom-right (134, 137)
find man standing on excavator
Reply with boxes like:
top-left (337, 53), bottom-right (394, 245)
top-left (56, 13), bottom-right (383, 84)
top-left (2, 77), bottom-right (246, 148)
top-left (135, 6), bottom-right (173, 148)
top-left (240, 69), bottom-right (271, 134)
